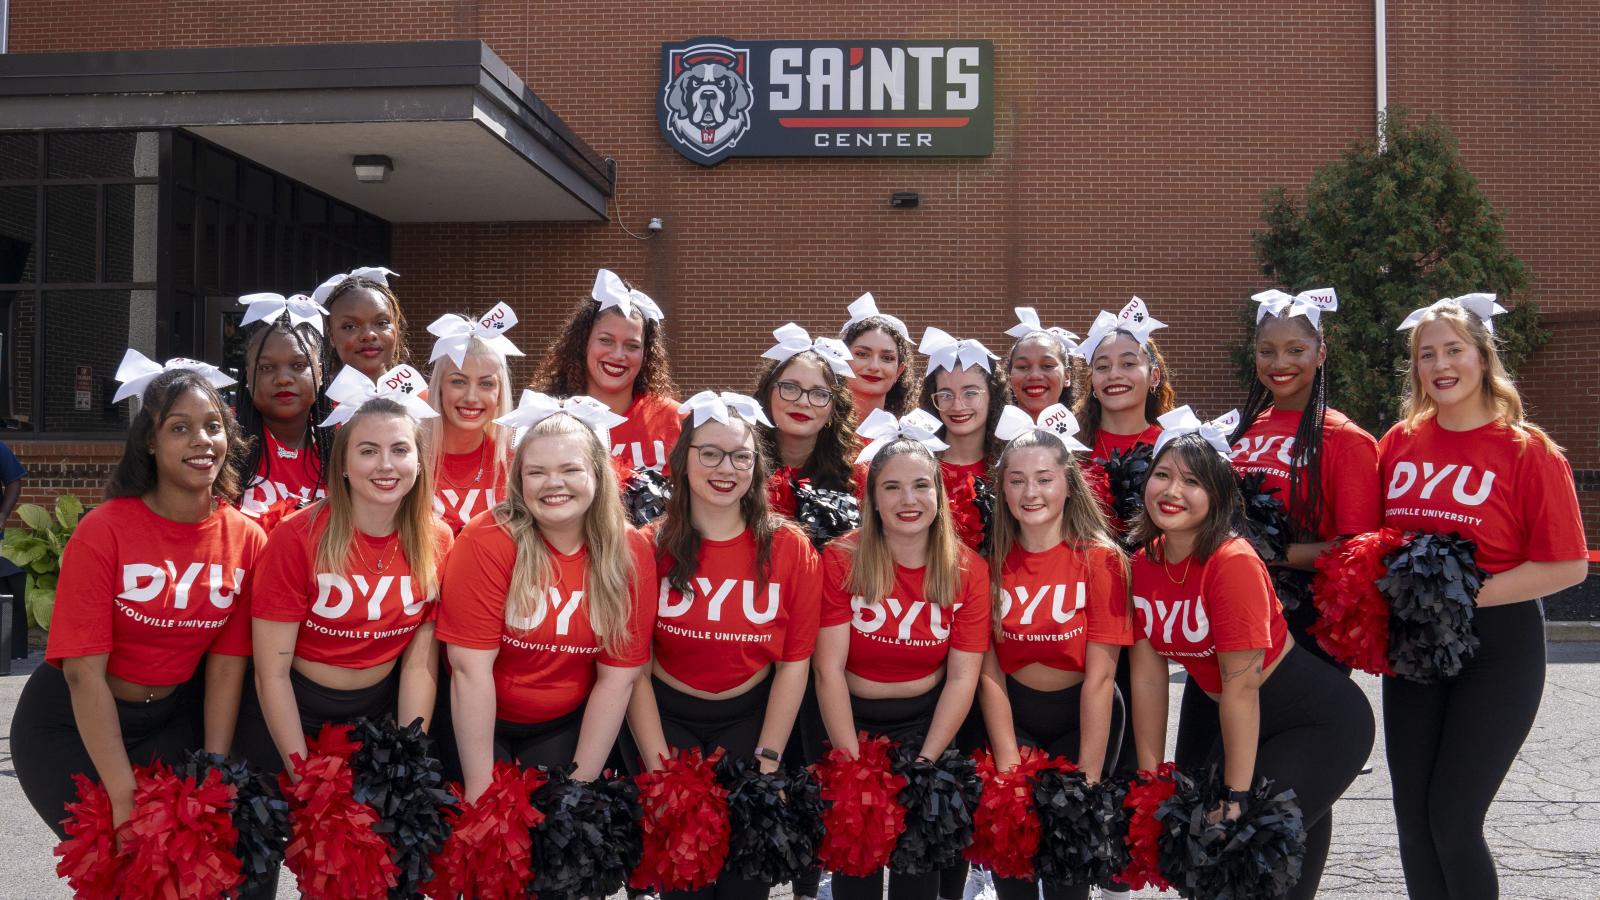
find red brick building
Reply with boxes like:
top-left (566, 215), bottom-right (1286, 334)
top-left (1, 1), bottom-right (1596, 544)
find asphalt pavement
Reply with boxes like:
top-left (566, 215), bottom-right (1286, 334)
top-left (1, 644), bottom-right (1596, 899)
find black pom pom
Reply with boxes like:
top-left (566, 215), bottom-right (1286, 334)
top-left (531, 767), bottom-right (643, 900)
top-left (717, 754), bottom-right (825, 885)
top-left (1031, 768), bottom-right (1128, 887)
top-left (889, 745), bottom-right (981, 876)
top-left (971, 474), bottom-right (996, 556)
top-left (793, 479), bottom-right (861, 550)
top-left (1381, 531), bottom-right (1486, 682)
top-left (1102, 444), bottom-right (1154, 530)
top-left (1271, 566), bottom-right (1314, 615)
top-left (623, 467), bottom-right (672, 527)
top-left (1238, 472), bottom-right (1294, 565)
top-left (1153, 767), bottom-right (1306, 900)
top-left (346, 717), bottom-right (459, 899)
top-left (174, 750), bottom-right (291, 895)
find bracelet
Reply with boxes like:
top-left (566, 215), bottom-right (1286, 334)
top-left (1224, 788), bottom-right (1251, 803)
top-left (754, 746), bottom-right (781, 764)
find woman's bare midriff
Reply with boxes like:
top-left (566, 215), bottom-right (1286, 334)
top-left (653, 662), bottom-right (772, 700)
top-left (846, 664), bottom-right (945, 700)
top-left (292, 655), bottom-right (398, 690)
top-left (1008, 662), bottom-right (1086, 692)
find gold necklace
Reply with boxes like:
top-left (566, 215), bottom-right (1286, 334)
top-left (1162, 549), bottom-right (1194, 584)
top-left (439, 439), bottom-right (488, 489)
top-left (352, 532), bottom-right (401, 574)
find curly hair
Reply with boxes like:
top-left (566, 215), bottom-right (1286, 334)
top-left (533, 286), bottom-right (677, 400)
top-left (321, 275), bottom-right (411, 376)
top-left (752, 351), bottom-right (861, 492)
top-left (1076, 331), bottom-right (1177, 448)
top-left (840, 318), bottom-right (919, 415)
top-left (107, 369), bottom-right (249, 503)
top-left (918, 361), bottom-right (1010, 462)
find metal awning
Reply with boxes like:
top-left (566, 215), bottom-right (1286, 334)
top-left (0, 40), bottom-right (614, 222)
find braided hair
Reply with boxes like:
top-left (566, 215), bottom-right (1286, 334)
top-left (236, 319), bottom-right (332, 495)
top-left (1229, 314), bottom-right (1327, 542)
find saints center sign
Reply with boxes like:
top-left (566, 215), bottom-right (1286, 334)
top-left (659, 37), bottom-right (994, 166)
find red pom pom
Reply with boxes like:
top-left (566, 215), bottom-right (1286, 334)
top-left (1119, 763), bottom-right (1177, 891)
top-left (282, 724), bottom-right (398, 900)
top-left (250, 494), bottom-right (306, 534)
top-left (769, 468), bottom-right (799, 519)
top-left (965, 747), bottom-right (1071, 880)
top-left (427, 762), bottom-right (547, 900)
top-left (1311, 529), bottom-right (1406, 676)
top-left (119, 762), bottom-right (243, 900)
top-left (1079, 459), bottom-right (1116, 525)
top-left (630, 747), bottom-right (732, 892)
top-left (54, 775), bottom-right (123, 900)
top-left (946, 474), bottom-right (986, 551)
top-left (815, 734), bottom-right (908, 877)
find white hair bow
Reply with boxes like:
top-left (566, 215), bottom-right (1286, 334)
top-left (1005, 307), bottom-right (1081, 356)
top-left (495, 390), bottom-right (625, 442)
top-left (238, 292), bottom-right (329, 333)
top-left (309, 266), bottom-right (398, 308)
top-left (920, 327), bottom-right (997, 374)
top-left (427, 302), bottom-right (525, 369)
top-left (679, 391), bottom-right (772, 429)
top-left (842, 293), bottom-right (910, 341)
top-left (1152, 405), bottom-right (1240, 458)
top-left (592, 268), bottom-right (664, 322)
top-left (1397, 293), bottom-right (1507, 334)
top-left (1077, 296), bottom-right (1167, 361)
top-left (992, 403), bottom-right (1089, 452)
top-left (319, 364), bottom-right (437, 427)
top-left (1253, 287), bottom-right (1338, 330)
top-left (112, 349), bottom-right (237, 404)
top-left (761, 323), bottom-right (856, 378)
top-left (855, 408), bottom-right (949, 464)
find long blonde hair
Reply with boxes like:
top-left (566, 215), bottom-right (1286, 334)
top-left (986, 430), bottom-right (1125, 634)
top-left (315, 400), bottom-right (441, 598)
top-left (847, 440), bottom-right (961, 607)
top-left (1400, 301), bottom-right (1558, 451)
top-left (426, 338), bottom-right (514, 487)
top-left (494, 414), bottom-right (633, 653)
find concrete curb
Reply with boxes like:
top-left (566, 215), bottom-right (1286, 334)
top-left (1547, 621), bottom-right (1600, 642)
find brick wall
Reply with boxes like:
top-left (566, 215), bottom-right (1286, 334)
top-left (6, 1), bottom-right (1598, 531)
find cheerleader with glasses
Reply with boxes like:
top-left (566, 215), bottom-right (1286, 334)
top-left (754, 323), bottom-right (865, 531)
top-left (424, 302), bottom-right (523, 534)
top-left (917, 328), bottom-right (1008, 552)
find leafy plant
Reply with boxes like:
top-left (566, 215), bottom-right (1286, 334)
top-left (1248, 107), bottom-right (1545, 434)
top-left (1, 494), bottom-right (85, 629)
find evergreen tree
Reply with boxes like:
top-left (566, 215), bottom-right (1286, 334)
top-left (1250, 107), bottom-right (1544, 432)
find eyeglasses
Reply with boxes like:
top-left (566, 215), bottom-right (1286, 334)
top-left (931, 388), bottom-right (986, 410)
top-left (690, 445), bottom-right (757, 471)
top-left (775, 380), bottom-right (835, 408)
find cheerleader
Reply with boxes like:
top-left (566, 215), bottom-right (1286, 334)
top-left (980, 406), bottom-right (1130, 900)
top-left (311, 266), bottom-right (409, 382)
top-left (437, 392), bottom-right (653, 801)
top-left (840, 293), bottom-right (919, 418)
top-left (754, 323), bottom-right (863, 519)
top-left (1003, 307), bottom-right (1081, 418)
top-left (237, 364), bottom-right (452, 774)
top-left (1381, 296), bottom-right (1587, 900)
top-left (535, 268), bottom-right (680, 472)
top-left (234, 293), bottom-right (331, 524)
top-left (11, 357), bottom-right (259, 838)
top-left (1075, 297), bottom-right (1173, 460)
top-left (1126, 407), bottom-right (1373, 900)
top-left (624, 391), bottom-right (821, 900)
top-left (815, 410), bottom-right (991, 900)
top-left (916, 327), bottom-right (1006, 551)
top-left (425, 303), bottom-right (522, 533)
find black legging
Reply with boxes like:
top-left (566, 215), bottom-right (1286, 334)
top-left (1384, 600), bottom-right (1546, 900)
top-left (231, 666), bottom-right (400, 774)
top-left (10, 663), bottom-right (195, 840)
top-left (1178, 643), bottom-right (1374, 900)
top-left (619, 675), bottom-right (775, 900)
top-left (829, 684), bottom-right (946, 900)
top-left (989, 677), bottom-right (1127, 900)
top-left (492, 705), bottom-right (586, 769)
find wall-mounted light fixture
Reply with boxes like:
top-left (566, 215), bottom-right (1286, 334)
top-left (353, 155), bottom-right (394, 183)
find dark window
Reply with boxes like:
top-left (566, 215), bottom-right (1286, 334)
top-left (0, 187), bottom-right (38, 285)
top-left (41, 290), bottom-right (148, 432)
top-left (44, 185), bottom-right (98, 283)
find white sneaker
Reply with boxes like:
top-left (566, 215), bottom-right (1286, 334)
top-left (960, 867), bottom-right (996, 900)
top-left (1095, 888), bottom-right (1131, 900)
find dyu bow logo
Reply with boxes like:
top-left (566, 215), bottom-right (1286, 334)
top-left (659, 37), bottom-right (994, 166)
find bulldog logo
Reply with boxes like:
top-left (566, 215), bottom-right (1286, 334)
top-left (663, 43), bottom-right (753, 161)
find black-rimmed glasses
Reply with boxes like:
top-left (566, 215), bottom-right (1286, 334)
top-left (690, 445), bottom-right (757, 470)
top-left (775, 380), bottom-right (835, 408)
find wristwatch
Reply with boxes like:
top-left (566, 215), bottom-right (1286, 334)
top-left (754, 746), bottom-right (781, 764)
top-left (1224, 788), bottom-right (1251, 803)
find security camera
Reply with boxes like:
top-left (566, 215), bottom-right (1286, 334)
top-left (647, 217), bottom-right (664, 233)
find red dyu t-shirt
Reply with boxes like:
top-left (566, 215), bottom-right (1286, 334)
top-left (1378, 417), bottom-right (1588, 574)
top-left (1091, 424), bottom-right (1162, 462)
top-left (940, 458), bottom-right (991, 551)
top-left (437, 516), bottom-right (655, 723)
top-left (994, 542), bottom-right (1133, 674)
top-left (238, 431), bottom-right (324, 521)
top-left (609, 393), bottom-right (682, 473)
top-left (1229, 406), bottom-right (1380, 540)
top-left (251, 506), bottom-right (454, 669)
top-left (433, 443), bottom-right (508, 535)
top-left (652, 524), bottom-right (822, 693)
top-left (1130, 537), bottom-right (1288, 694)
top-left (47, 497), bottom-right (265, 684)
top-left (819, 535), bottom-right (992, 682)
